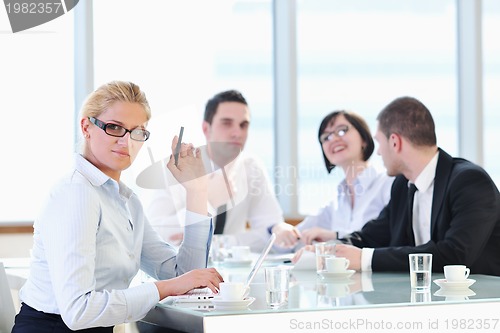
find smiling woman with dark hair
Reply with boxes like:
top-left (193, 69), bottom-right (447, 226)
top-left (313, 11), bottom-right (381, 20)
top-left (318, 110), bottom-right (375, 173)
top-left (275, 110), bottom-right (394, 249)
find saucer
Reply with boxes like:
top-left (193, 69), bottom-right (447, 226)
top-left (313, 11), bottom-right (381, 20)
top-left (210, 297), bottom-right (255, 310)
top-left (319, 270), bottom-right (355, 280)
top-left (434, 288), bottom-right (476, 297)
top-left (223, 258), bottom-right (253, 267)
top-left (433, 278), bottom-right (476, 290)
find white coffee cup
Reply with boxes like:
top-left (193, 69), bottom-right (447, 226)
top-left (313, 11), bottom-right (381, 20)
top-left (218, 282), bottom-right (248, 301)
top-left (325, 257), bottom-right (350, 273)
top-left (444, 265), bottom-right (470, 282)
top-left (231, 246), bottom-right (250, 261)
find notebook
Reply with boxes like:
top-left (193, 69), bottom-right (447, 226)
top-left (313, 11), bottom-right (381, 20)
top-left (166, 233), bottom-right (276, 303)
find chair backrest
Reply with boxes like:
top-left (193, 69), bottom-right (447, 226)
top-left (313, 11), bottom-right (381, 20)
top-left (0, 262), bottom-right (16, 333)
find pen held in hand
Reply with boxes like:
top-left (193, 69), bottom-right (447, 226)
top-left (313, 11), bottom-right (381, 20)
top-left (174, 126), bottom-right (184, 166)
top-left (293, 228), bottom-right (302, 240)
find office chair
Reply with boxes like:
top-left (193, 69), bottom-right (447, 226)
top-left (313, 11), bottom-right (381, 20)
top-left (0, 262), bottom-right (16, 333)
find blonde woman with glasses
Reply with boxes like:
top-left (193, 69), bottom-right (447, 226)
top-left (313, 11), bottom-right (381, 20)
top-left (13, 81), bottom-right (222, 333)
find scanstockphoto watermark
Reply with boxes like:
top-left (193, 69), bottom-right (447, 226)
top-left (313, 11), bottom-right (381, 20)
top-left (289, 318), bottom-right (425, 331)
top-left (3, 0), bottom-right (79, 33)
top-left (289, 317), bottom-right (500, 331)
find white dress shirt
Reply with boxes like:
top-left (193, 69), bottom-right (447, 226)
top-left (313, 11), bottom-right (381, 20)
top-left (294, 165), bottom-right (393, 246)
top-left (145, 150), bottom-right (284, 252)
top-left (19, 154), bottom-right (211, 330)
top-left (361, 152), bottom-right (438, 271)
top-left (411, 153), bottom-right (438, 245)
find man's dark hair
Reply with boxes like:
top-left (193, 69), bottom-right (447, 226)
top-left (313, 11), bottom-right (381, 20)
top-left (318, 110), bottom-right (375, 173)
top-left (204, 90), bottom-right (248, 124)
top-left (377, 96), bottom-right (437, 147)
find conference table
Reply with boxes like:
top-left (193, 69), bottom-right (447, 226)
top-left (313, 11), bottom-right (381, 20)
top-left (141, 260), bottom-right (500, 333)
top-left (4, 257), bottom-right (500, 333)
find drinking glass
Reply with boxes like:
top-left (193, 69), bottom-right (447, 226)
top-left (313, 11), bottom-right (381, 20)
top-left (314, 242), bottom-right (337, 274)
top-left (265, 266), bottom-right (291, 308)
top-left (210, 235), bottom-right (231, 264)
top-left (408, 253), bottom-right (433, 290)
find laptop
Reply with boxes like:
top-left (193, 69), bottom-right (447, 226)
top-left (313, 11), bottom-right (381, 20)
top-left (166, 233), bottom-right (276, 303)
top-left (0, 262), bottom-right (16, 333)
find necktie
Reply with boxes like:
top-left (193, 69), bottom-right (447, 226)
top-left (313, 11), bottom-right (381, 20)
top-left (214, 204), bottom-right (227, 235)
top-left (407, 183), bottom-right (418, 243)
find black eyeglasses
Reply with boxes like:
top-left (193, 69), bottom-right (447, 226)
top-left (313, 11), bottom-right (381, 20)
top-left (320, 125), bottom-right (349, 143)
top-left (88, 117), bottom-right (150, 142)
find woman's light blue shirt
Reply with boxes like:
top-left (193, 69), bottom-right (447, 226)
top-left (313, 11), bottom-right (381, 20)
top-left (19, 154), bottom-right (212, 330)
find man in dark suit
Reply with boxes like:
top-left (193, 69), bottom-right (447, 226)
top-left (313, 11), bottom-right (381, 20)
top-left (334, 96), bottom-right (500, 275)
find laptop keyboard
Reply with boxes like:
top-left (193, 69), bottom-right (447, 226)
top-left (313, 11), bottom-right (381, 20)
top-left (162, 287), bottom-right (217, 303)
top-left (185, 287), bottom-right (215, 298)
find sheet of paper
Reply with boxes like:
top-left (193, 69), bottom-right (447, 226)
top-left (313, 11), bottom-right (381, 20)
top-left (292, 250), bottom-right (316, 270)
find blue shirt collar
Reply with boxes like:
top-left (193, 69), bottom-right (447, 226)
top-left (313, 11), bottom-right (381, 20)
top-left (74, 153), bottom-right (133, 200)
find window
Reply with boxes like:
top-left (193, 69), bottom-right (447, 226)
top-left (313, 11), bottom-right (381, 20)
top-left (1, 1), bottom-right (494, 224)
top-left (296, 0), bottom-right (457, 214)
top-left (0, 12), bottom-right (74, 223)
top-left (483, 0), bottom-right (500, 187)
top-left (92, 0), bottom-right (274, 195)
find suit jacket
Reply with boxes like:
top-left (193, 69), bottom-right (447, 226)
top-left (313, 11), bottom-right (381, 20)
top-left (347, 149), bottom-right (500, 275)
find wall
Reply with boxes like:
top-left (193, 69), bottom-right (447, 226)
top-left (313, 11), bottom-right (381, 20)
top-left (0, 233), bottom-right (33, 258)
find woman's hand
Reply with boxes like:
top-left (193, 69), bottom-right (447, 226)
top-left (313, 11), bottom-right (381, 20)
top-left (300, 227), bottom-right (337, 245)
top-left (167, 136), bottom-right (207, 188)
top-left (155, 268), bottom-right (224, 300)
top-left (273, 223), bottom-right (301, 248)
top-left (291, 244), bottom-right (314, 264)
top-left (167, 136), bottom-right (208, 215)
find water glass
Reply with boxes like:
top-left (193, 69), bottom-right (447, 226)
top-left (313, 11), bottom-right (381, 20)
top-left (411, 290), bottom-right (431, 303)
top-left (210, 235), bottom-right (231, 264)
top-left (314, 242), bottom-right (337, 274)
top-left (408, 253), bottom-right (433, 290)
top-left (265, 266), bottom-right (291, 308)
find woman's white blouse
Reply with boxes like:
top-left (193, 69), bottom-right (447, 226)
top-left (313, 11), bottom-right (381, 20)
top-left (19, 154), bottom-right (212, 330)
top-left (297, 166), bottom-right (394, 238)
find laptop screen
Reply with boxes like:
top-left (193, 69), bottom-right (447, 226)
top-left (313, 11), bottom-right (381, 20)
top-left (165, 233), bottom-right (277, 303)
top-left (244, 233), bottom-right (276, 288)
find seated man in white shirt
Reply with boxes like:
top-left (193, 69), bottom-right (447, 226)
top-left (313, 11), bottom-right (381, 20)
top-left (145, 90), bottom-right (294, 252)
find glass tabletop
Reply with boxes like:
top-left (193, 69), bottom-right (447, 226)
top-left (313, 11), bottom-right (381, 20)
top-left (157, 268), bottom-right (500, 316)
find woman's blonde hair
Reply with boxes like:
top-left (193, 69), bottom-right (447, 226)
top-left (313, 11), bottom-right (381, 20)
top-left (78, 81), bottom-right (151, 152)
top-left (80, 80), bottom-right (151, 120)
